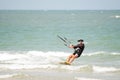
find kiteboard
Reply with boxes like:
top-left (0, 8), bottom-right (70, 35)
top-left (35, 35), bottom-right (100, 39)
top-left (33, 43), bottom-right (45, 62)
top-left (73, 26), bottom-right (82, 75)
top-left (59, 62), bottom-right (71, 65)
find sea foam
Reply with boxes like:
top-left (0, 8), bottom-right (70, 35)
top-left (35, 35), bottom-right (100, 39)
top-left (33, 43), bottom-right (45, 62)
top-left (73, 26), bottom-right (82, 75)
top-left (0, 51), bottom-right (119, 73)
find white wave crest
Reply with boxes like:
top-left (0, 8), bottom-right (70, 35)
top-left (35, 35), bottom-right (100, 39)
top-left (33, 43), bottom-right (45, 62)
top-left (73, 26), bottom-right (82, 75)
top-left (0, 51), bottom-right (69, 70)
top-left (93, 66), bottom-right (119, 73)
top-left (115, 15), bottom-right (120, 18)
top-left (60, 65), bottom-right (120, 73)
top-left (0, 73), bottom-right (18, 79)
top-left (111, 15), bottom-right (120, 19)
top-left (83, 51), bottom-right (120, 56)
top-left (75, 77), bottom-right (102, 80)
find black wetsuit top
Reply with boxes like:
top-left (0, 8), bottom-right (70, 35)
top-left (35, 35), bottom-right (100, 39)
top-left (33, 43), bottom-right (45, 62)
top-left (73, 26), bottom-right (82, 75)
top-left (73, 43), bottom-right (85, 57)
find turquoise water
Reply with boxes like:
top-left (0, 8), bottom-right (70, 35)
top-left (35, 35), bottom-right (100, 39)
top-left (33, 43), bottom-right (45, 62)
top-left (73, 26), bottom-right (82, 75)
top-left (0, 10), bottom-right (120, 52)
top-left (0, 10), bottom-right (120, 80)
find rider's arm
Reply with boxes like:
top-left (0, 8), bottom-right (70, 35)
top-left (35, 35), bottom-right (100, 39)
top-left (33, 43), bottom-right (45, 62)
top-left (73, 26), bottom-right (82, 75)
top-left (69, 44), bottom-right (78, 48)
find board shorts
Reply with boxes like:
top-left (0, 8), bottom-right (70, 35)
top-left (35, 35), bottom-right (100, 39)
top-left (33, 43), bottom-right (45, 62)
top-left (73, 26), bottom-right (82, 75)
top-left (73, 49), bottom-right (82, 58)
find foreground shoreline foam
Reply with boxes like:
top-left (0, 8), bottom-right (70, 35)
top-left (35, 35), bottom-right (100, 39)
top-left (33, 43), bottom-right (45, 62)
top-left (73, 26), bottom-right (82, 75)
top-left (0, 69), bottom-right (119, 80)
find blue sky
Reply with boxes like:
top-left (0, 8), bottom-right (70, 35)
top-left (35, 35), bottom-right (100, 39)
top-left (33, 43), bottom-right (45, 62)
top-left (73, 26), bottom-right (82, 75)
top-left (0, 0), bottom-right (120, 10)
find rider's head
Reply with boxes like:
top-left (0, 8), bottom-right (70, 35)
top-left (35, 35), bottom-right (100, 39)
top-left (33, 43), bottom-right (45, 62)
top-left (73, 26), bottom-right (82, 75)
top-left (77, 39), bottom-right (84, 43)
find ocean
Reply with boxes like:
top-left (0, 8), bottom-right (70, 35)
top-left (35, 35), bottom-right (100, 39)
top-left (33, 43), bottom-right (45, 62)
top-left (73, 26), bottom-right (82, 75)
top-left (0, 10), bottom-right (120, 80)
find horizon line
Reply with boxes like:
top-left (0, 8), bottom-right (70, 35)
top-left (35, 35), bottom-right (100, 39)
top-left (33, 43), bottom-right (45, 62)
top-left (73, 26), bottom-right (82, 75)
top-left (0, 9), bottom-right (120, 11)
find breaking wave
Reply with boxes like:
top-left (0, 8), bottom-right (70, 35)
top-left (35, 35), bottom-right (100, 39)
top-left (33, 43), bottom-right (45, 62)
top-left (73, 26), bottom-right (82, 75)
top-left (0, 73), bottom-right (28, 79)
top-left (0, 51), bottom-right (120, 73)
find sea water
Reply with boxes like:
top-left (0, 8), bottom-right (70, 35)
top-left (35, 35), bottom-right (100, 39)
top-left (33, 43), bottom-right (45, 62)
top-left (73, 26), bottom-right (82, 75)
top-left (0, 10), bottom-right (120, 80)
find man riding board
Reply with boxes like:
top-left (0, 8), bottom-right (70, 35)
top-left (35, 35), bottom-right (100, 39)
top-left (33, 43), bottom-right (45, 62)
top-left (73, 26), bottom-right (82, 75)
top-left (65, 39), bottom-right (85, 64)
